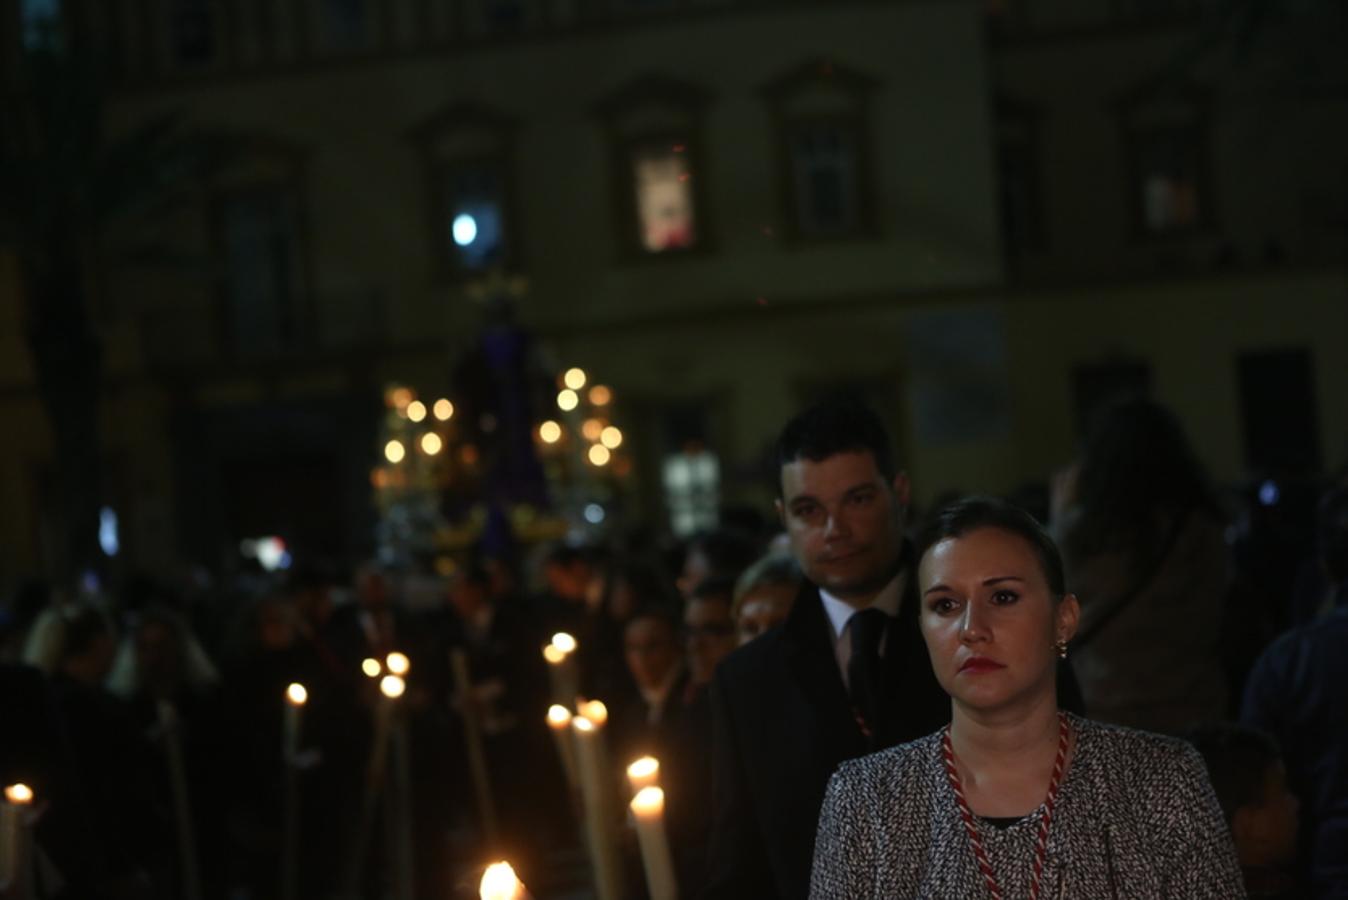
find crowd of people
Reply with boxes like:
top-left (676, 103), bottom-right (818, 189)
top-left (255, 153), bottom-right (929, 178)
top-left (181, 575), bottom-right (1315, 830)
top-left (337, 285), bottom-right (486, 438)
top-left (0, 396), bottom-right (1344, 900)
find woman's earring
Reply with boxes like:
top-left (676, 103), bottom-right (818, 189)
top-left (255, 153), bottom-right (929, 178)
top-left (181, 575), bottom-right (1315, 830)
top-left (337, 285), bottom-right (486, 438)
top-left (1054, 638), bottom-right (1068, 660)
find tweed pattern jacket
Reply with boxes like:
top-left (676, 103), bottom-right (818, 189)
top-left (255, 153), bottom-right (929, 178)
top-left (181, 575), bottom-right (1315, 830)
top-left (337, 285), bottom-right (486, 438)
top-left (810, 714), bottom-right (1246, 899)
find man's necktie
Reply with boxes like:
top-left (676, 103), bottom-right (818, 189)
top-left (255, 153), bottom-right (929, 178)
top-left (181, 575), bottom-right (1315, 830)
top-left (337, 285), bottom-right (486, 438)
top-left (847, 607), bottom-right (888, 739)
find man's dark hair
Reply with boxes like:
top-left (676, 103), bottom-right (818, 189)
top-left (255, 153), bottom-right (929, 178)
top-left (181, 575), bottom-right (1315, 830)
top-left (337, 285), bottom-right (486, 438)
top-left (915, 496), bottom-right (1067, 598)
top-left (1187, 723), bottom-right (1283, 826)
top-left (625, 602), bottom-right (682, 636)
top-left (774, 399), bottom-right (896, 494)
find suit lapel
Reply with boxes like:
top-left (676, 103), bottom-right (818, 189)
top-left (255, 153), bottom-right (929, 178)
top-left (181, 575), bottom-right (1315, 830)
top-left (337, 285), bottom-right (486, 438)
top-left (781, 584), bottom-right (867, 753)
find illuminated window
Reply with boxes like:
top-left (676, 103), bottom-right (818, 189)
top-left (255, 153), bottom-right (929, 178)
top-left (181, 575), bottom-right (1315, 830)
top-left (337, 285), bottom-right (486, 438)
top-left (413, 103), bottom-right (520, 279)
top-left (597, 74), bottom-right (712, 258)
top-left (633, 143), bottom-right (696, 252)
top-left (442, 162), bottom-right (508, 270)
top-left (764, 60), bottom-right (878, 241)
top-left (1136, 127), bottom-right (1203, 232)
top-left (664, 451), bottom-right (719, 537)
top-left (1118, 89), bottom-right (1211, 238)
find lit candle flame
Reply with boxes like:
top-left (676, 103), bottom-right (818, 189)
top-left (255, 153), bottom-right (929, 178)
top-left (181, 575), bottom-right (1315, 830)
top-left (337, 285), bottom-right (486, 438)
top-left (563, 367), bottom-right (587, 390)
top-left (362, 658), bottom-right (382, 678)
top-left (576, 699), bottom-right (608, 726)
top-left (480, 860), bottom-right (524, 900)
top-left (546, 705), bottom-right (572, 728)
top-left (628, 756), bottom-right (659, 783)
top-left (542, 644), bottom-right (566, 664)
top-left (631, 785), bottom-right (665, 817)
top-left (572, 715), bottom-right (595, 733)
top-left (4, 784), bottom-right (33, 805)
top-left (386, 651), bottom-right (410, 675)
top-left (380, 674), bottom-right (406, 699)
top-left (551, 633), bottom-right (577, 654)
top-left (286, 683), bottom-right (308, 706)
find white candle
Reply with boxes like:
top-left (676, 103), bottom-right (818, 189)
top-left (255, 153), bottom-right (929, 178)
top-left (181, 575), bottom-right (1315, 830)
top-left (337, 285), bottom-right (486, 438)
top-left (571, 716), bottom-right (623, 900)
top-left (630, 787), bottom-right (678, 900)
top-left (627, 757), bottom-right (660, 795)
top-left (543, 634), bottom-right (580, 706)
top-left (369, 674), bottom-right (405, 790)
top-left (158, 700), bottom-right (203, 900)
top-left (451, 649), bottom-right (499, 843)
top-left (479, 860), bottom-right (530, 900)
top-left (576, 698), bottom-right (608, 727)
top-left (546, 705), bottom-right (579, 790)
top-left (284, 682), bottom-right (307, 763)
top-left (1, 783), bottom-right (33, 894)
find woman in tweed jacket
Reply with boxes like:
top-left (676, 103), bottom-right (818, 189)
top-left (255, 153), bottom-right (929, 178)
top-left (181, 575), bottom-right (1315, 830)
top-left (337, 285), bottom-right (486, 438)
top-left (810, 497), bottom-right (1245, 899)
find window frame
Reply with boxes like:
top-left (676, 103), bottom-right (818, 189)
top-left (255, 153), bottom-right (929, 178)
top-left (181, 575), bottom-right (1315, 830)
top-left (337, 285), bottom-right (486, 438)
top-left (762, 59), bottom-right (880, 245)
top-left (595, 72), bottom-right (715, 263)
top-left (206, 135), bottom-right (314, 360)
top-left (409, 101), bottom-right (523, 283)
top-left (994, 94), bottom-right (1048, 262)
top-left (1114, 83), bottom-right (1216, 243)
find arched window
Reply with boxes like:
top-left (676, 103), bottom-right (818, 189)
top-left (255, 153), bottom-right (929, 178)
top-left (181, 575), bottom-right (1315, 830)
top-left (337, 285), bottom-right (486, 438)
top-left (410, 101), bottom-right (521, 279)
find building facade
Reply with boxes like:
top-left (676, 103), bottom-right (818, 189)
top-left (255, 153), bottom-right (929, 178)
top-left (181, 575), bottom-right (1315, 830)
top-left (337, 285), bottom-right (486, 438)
top-left (0, 0), bottom-right (1343, 580)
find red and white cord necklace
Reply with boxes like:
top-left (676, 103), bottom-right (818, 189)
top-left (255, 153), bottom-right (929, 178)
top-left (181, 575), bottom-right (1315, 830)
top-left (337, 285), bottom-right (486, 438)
top-left (941, 712), bottom-right (1069, 900)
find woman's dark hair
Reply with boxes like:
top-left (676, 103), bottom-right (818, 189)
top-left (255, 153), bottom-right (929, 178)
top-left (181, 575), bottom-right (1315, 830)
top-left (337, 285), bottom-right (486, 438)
top-left (916, 496), bottom-right (1067, 598)
top-left (1066, 398), bottom-right (1220, 559)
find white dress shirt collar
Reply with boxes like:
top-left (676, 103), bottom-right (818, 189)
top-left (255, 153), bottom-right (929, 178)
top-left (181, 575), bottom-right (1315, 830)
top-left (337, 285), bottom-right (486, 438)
top-left (819, 570), bottom-right (906, 639)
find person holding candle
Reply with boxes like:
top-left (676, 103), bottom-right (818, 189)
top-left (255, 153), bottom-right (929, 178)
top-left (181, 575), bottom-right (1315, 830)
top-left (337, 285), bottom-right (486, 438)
top-left (809, 497), bottom-right (1244, 898)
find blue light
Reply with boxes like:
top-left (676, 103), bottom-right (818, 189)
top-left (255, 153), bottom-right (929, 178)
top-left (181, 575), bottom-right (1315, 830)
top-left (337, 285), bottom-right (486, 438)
top-left (99, 507), bottom-right (120, 557)
top-left (452, 213), bottom-right (478, 247)
top-left (584, 503), bottom-right (606, 525)
top-left (1258, 480), bottom-right (1280, 507)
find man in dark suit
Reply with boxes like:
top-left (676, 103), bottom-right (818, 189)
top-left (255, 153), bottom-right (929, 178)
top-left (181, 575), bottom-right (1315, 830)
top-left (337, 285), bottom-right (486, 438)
top-left (703, 399), bottom-right (948, 899)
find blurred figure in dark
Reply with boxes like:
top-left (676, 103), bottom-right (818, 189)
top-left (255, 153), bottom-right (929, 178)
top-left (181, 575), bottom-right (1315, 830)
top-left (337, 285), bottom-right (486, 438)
top-left (531, 544), bottom-right (595, 644)
top-left (2, 579), bottom-right (56, 661)
top-left (1242, 483), bottom-right (1348, 899)
top-left (323, 561), bottom-right (408, 670)
top-left (47, 604), bottom-right (156, 898)
top-left (684, 577), bottom-right (738, 691)
top-left (613, 604), bottom-right (688, 759)
top-left (107, 605), bottom-right (227, 899)
top-left (217, 591), bottom-right (336, 899)
top-left (1052, 397), bottom-right (1230, 733)
top-left (730, 553), bottom-right (801, 645)
top-left (1291, 480), bottom-right (1348, 621)
top-left (439, 559), bottom-right (559, 888)
top-left (0, 659), bottom-right (109, 899)
top-left (1190, 723), bottom-right (1302, 898)
top-left (676, 529), bottom-right (763, 599)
